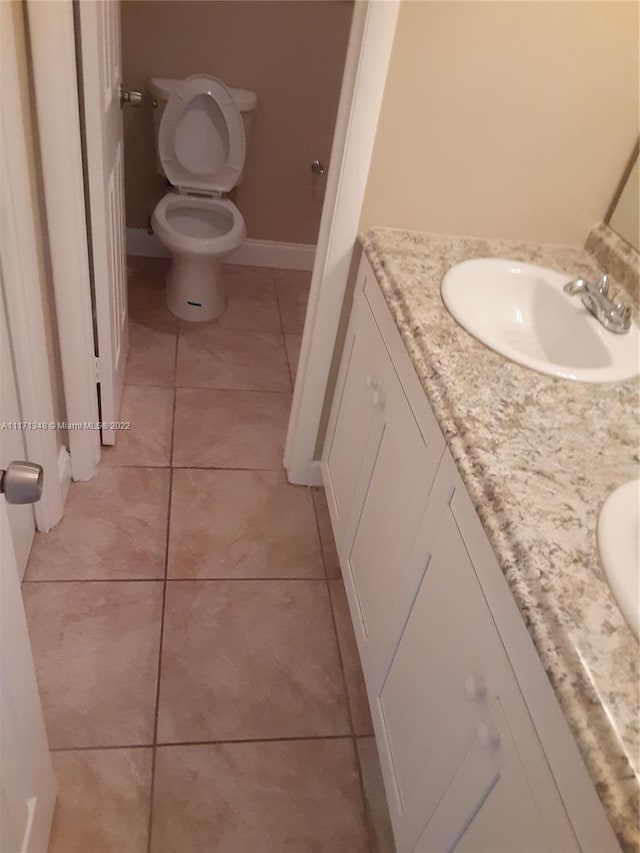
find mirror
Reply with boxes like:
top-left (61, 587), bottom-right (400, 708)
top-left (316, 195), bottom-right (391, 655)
top-left (606, 142), bottom-right (639, 251)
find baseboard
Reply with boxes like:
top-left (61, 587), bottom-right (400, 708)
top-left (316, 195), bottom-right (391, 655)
top-left (57, 445), bottom-right (72, 504)
top-left (227, 239), bottom-right (315, 271)
top-left (126, 228), bottom-right (315, 271)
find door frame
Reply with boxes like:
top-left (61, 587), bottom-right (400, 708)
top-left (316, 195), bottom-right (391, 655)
top-left (284, 0), bottom-right (399, 484)
top-left (26, 0), bottom-right (101, 483)
top-left (0, 0), bottom-right (68, 531)
top-left (28, 0), bottom-right (399, 487)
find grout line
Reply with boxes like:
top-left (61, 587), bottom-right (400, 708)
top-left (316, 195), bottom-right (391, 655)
top-left (172, 385), bottom-right (293, 394)
top-left (310, 489), bottom-right (356, 738)
top-left (50, 733), bottom-right (357, 752)
top-left (100, 464), bottom-right (292, 472)
top-left (311, 488), bottom-right (376, 852)
top-left (145, 364), bottom-right (179, 850)
top-left (22, 576), bottom-right (330, 584)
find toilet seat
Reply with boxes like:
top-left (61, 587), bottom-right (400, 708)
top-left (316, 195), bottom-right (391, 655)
top-left (158, 74), bottom-right (246, 194)
top-left (152, 193), bottom-right (246, 256)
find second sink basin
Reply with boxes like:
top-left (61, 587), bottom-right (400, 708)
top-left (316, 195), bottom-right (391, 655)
top-left (598, 479), bottom-right (639, 641)
top-left (441, 258), bottom-right (639, 383)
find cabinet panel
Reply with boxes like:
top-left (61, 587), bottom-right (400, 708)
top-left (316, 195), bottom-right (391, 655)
top-left (346, 355), bottom-right (435, 645)
top-left (323, 296), bottom-right (388, 546)
top-left (373, 492), bottom-right (577, 853)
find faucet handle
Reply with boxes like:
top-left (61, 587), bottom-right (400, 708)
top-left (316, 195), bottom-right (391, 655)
top-left (614, 302), bottom-right (631, 322)
top-left (597, 274), bottom-right (611, 297)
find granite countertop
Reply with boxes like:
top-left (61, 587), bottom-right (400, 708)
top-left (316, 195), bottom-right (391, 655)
top-left (360, 224), bottom-right (639, 852)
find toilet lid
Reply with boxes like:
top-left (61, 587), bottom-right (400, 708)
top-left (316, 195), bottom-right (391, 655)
top-left (158, 74), bottom-right (246, 194)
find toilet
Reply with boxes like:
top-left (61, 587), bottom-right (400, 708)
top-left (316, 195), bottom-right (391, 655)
top-left (150, 75), bottom-right (257, 321)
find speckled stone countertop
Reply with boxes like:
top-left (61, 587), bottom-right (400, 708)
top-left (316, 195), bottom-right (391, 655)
top-left (360, 225), bottom-right (639, 852)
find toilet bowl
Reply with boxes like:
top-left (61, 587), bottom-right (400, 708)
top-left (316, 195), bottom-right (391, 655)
top-left (150, 74), bottom-right (257, 321)
top-left (151, 193), bottom-right (246, 322)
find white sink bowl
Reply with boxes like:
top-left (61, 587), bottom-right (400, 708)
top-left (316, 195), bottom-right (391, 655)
top-left (597, 480), bottom-right (640, 640)
top-left (441, 259), bottom-right (639, 383)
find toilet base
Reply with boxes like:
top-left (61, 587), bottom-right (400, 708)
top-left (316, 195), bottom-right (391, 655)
top-left (166, 254), bottom-right (225, 322)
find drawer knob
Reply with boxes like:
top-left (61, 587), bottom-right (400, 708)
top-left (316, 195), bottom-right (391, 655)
top-left (464, 675), bottom-right (486, 702)
top-left (476, 722), bottom-right (500, 750)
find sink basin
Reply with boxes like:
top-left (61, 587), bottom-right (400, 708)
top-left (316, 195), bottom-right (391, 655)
top-left (441, 259), bottom-right (639, 382)
top-left (597, 480), bottom-right (640, 640)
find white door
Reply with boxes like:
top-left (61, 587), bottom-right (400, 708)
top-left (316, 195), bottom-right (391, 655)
top-left (0, 296), bottom-right (56, 853)
top-left (0, 269), bottom-right (35, 578)
top-left (78, 0), bottom-right (128, 445)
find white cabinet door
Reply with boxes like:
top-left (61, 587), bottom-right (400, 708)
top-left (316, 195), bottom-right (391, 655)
top-left (413, 700), bottom-right (557, 853)
top-left (323, 288), bottom-right (388, 548)
top-left (372, 470), bottom-right (577, 853)
top-left (344, 334), bottom-right (440, 658)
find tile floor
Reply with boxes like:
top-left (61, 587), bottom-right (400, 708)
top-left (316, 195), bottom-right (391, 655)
top-left (23, 258), bottom-right (394, 853)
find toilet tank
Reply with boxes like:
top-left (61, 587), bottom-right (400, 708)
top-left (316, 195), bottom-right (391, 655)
top-left (149, 76), bottom-right (257, 185)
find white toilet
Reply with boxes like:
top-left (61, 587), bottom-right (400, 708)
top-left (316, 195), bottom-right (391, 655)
top-left (150, 75), bottom-right (257, 321)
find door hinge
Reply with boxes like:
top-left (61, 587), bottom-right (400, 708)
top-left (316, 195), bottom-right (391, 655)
top-left (94, 356), bottom-right (101, 383)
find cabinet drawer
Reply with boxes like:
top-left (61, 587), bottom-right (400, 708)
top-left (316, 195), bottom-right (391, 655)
top-left (372, 478), bottom-right (577, 853)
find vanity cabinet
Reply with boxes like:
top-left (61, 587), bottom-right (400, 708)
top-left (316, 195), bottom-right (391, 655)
top-left (320, 254), bottom-right (621, 853)
top-left (323, 259), bottom-right (444, 671)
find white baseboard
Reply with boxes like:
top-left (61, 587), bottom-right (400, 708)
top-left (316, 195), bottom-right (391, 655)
top-left (58, 445), bottom-right (72, 504)
top-left (227, 238), bottom-right (315, 271)
top-left (286, 459), bottom-right (324, 487)
top-left (126, 228), bottom-right (316, 271)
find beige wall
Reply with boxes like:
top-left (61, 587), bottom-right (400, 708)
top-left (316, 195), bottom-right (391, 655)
top-left (361, 1), bottom-right (639, 246)
top-left (121, 0), bottom-right (352, 244)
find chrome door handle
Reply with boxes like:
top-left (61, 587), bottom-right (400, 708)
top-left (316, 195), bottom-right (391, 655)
top-left (120, 86), bottom-right (143, 108)
top-left (0, 461), bottom-right (44, 505)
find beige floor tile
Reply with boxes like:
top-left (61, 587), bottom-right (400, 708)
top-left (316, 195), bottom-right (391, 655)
top-left (49, 748), bottom-right (152, 853)
top-left (213, 264), bottom-right (281, 331)
top-left (23, 581), bottom-right (163, 748)
top-left (172, 388), bottom-right (290, 469)
top-left (127, 256), bottom-right (176, 330)
top-left (25, 467), bottom-right (169, 580)
top-left (285, 333), bottom-right (303, 384)
top-left (126, 320), bottom-right (177, 387)
top-left (168, 469), bottom-right (323, 579)
top-left (275, 269), bottom-right (311, 333)
top-left (330, 580), bottom-right (374, 736)
top-left (312, 487), bottom-right (342, 578)
top-left (102, 385), bottom-right (174, 467)
top-left (176, 326), bottom-right (290, 392)
top-left (357, 738), bottom-right (396, 853)
top-left (157, 580), bottom-right (350, 742)
top-left (151, 739), bottom-right (369, 853)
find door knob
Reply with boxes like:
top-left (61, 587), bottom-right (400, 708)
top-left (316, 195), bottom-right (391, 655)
top-left (120, 86), bottom-right (143, 108)
top-left (0, 461), bottom-right (44, 505)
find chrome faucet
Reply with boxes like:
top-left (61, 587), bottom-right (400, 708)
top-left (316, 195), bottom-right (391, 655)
top-left (563, 274), bottom-right (632, 334)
